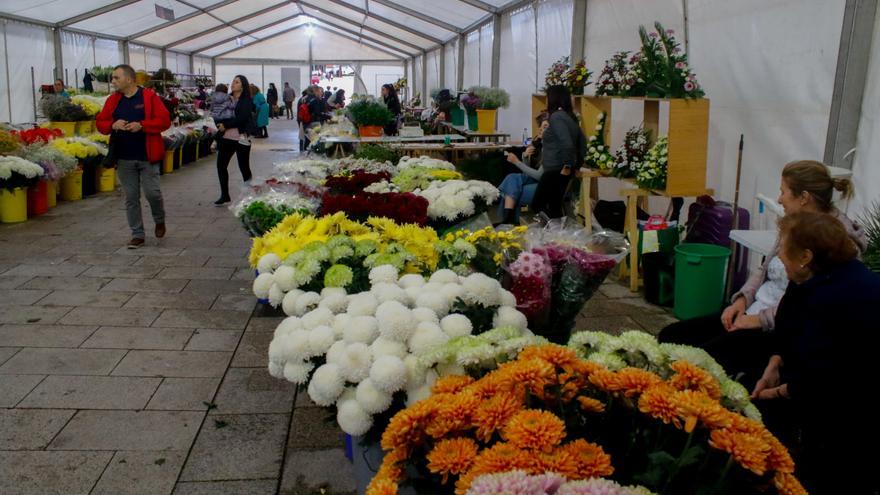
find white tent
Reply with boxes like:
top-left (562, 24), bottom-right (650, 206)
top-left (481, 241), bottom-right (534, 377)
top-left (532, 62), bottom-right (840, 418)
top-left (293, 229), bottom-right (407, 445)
top-left (1, 0), bottom-right (879, 218)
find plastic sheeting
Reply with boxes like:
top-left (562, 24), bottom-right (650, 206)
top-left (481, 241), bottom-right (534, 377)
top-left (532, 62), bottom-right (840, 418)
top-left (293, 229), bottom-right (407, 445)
top-left (360, 64), bottom-right (405, 96)
top-left (94, 38), bottom-right (120, 68)
top-left (497, 4), bottom-right (536, 138)
top-left (426, 48), bottom-right (441, 96)
top-left (850, 7), bottom-right (880, 216)
top-left (0, 20), bottom-right (55, 123)
top-left (413, 54), bottom-right (423, 99)
top-left (463, 30), bottom-right (480, 88)
top-left (193, 56), bottom-right (212, 76)
top-left (479, 22), bottom-right (494, 86)
top-left (444, 40), bottom-right (458, 90)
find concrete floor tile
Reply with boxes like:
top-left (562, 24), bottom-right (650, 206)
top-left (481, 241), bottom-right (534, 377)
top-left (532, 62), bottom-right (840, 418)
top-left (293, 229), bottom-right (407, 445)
top-left (49, 410), bottom-right (203, 451)
top-left (286, 407), bottom-right (344, 450)
top-left (0, 347), bottom-right (125, 375)
top-left (20, 276), bottom-right (110, 292)
top-left (0, 374), bottom-right (45, 407)
top-left (172, 480), bottom-right (278, 495)
top-left (280, 449), bottom-right (355, 495)
top-left (18, 375), bottom-right (161, 409)
top-left (0, 450), bottom-right (113, 495)
top-left (91, 451), bottom-right (186, 495)
top-left (112, 350), bottom-right (232, 378)
top-left (184, 329), bottom-right (242, 351)
top-left (133, 255), bottom-right (211, 267)
top-left (0, 275), bottom-right (34, 289)
top-left (212, 294), bottom-right (256, 312)
top-left (81, 265), bottom-right (163, 279)
top-left (157, 267), bottom-right (235, 280)
top-left (0, 324), bottom-right (96, 347)
top-left (0, 289), bottom-right (51, 306)
top-left (231, 332), bottom-right (273, 368)
top-left (68, 254), bottom-right (140, 266)
top-left (1, 263), bottom-right (90, 278)
top-left (123, 291), bottom-right (217, 310)
top-left (36, 290), bottom-right (135, 308)
top-left (101, 278), bottom-right (189, 293)
top-left (153, 309), bottom-right (251, 330)
top-left (0, 305), bottom-right (73, 324)
top-left (211, 368), bottom-right (296, 415)
top-left (147, 377), bottom-right (222, 411)
top-left (205, 256), bottom-right (252, 269)
top-left (81, 326), bottom-right (194, 350)
top-left (59, 306), bottom-right (161, 327)
top-left (0, 347), bottom-right (20, 365)
top-left (182, 279), bottom-right (251, 296)
top-left (0, 408), bottom-right (76, 449)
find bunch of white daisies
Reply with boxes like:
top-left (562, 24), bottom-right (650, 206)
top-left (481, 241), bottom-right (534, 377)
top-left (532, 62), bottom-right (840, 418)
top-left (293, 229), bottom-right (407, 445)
top-left (416, 180), bottom-right (500, 222)
top-left (396, 155), bottom-right (455, 171)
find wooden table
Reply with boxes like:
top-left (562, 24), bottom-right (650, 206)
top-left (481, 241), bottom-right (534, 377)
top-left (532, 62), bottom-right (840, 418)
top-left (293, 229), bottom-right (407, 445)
top-left (391, 142), bottom-right (516, 162)
top-left (318, 134), bottom-right (466, 157)
top-left (438, 123), bottom-right (511, 143)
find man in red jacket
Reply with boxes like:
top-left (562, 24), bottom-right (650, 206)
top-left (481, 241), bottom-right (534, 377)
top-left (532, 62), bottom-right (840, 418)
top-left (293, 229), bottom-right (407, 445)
top-left (97, 64), bottom-right (171, 249)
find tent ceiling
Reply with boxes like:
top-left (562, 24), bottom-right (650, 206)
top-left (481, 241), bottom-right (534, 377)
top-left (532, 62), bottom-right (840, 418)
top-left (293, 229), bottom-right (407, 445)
top-left (0, 0), bottom-right (517, 60)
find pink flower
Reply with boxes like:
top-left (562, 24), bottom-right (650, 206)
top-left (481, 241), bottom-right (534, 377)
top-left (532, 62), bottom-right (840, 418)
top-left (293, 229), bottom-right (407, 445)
top-left (649, 32), bottom-right (659, 38)
top-left (666, 29), bottom-right (676, 35)
top-left (684, 81), bottom-right (696, 92)
top-left (675, 62), bottom-right (686, 69)
top-left (468, 470), bottom-right (566, 495)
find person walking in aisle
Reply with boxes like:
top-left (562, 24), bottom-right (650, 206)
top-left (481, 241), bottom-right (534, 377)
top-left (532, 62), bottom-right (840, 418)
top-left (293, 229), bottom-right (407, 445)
top-left (283, 82), bottom-right (296, 119)
top-left (266, 83), bottom-right (279, 119)
top-left (82, 69), bottom-right (94, 93)
top-left (213, 75), bottom-right (255, 206)
top-left (251, 84), bottom-right (270, 138)
top-left (381, 84), bottom-right (401, 136)
top-left (96, 64), bottom-right (171, 249)
top-left (296, 88), bottom-right (311, 152)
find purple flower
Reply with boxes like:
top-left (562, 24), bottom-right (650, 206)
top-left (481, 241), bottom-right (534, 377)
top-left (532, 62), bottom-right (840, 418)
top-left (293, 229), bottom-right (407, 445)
top-left (666, 29), bottom-right (675, 35)
top-left (468, 470), bottom-right (567, 495)
top-left (649, 32), bottom-right (659, 39)
top-left (684, 81), bottom-right (695, 92)
top-left (675, 62), bottom-right (686, 69)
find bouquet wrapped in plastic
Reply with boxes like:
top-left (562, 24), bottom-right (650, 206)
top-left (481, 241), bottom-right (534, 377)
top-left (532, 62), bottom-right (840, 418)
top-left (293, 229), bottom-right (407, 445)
top-left (507, 250), bottom-right (553, 330)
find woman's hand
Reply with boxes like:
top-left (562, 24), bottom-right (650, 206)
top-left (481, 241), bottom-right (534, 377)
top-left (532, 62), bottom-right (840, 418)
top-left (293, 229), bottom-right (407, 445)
top-left (753, 383), bottom-right (789, 401)
top-left (730, 314), bottom-right (762, 331)
top-left (523, 145), bottom-right (536, 159)
top-left (752, 357), bottom-right (783, 399)
top-left (217, 123), bottom-right (225, 132)
top-left (721, 298), bottom-right (747, 331)
top-left (505, 152), bottom-right (521, 165)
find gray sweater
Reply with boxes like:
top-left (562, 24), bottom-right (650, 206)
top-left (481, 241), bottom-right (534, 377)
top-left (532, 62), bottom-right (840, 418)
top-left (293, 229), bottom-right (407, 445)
top-left (541, 111), bottom-right (586, 172)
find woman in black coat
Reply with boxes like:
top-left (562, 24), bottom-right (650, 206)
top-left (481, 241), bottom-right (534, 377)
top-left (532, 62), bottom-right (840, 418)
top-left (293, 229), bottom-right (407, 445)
top-left (381, 83), bottom-right (401, 136)
top-left (213, 75), bottom-right (255, 205)
top-left (266, 83), bottom-right (279, 118)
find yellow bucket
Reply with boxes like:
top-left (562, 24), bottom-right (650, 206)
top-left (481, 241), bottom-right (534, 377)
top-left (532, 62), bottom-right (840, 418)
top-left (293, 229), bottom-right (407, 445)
top-left (47, 121), bottom-right (77, 137)
top-left (163, 150), bottom-right (175, 174)
top-left (476, 109), bottom-right (497, 134)
top-left (195, 142), bottom-right (200, 161)
top-left (97, 167), bottom-right (116, 192)
top-left (0, 187), bottom-right (28, 223)
top-left (75, 120), bottom-right (95, 136)
top-left (60, 170), bottom-right (84, 201)
top-left (47, 180), bottom-right (57, 208)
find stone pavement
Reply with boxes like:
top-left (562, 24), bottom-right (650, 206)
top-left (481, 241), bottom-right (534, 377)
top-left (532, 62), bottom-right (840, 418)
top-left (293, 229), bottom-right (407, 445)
top-left (0, 119), bottom-right (671, 495)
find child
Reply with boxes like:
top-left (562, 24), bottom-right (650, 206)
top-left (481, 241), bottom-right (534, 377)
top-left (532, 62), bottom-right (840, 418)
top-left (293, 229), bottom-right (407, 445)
top-left (209, 84), bottom-right (250, 148)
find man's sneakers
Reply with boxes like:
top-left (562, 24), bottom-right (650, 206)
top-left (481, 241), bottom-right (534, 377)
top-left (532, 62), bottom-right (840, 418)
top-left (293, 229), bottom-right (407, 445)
top-left (155, 223), bottom-right (166, 238)
top-left (214, 197), bottom-right (231, 207)
top-left (127, 238), bottom-right (145, 249)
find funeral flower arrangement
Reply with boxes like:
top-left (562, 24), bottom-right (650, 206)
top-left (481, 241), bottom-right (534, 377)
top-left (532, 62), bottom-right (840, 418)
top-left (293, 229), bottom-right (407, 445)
top-left (633, 135), bottom-right (668, 190)
top-left (613, 126), bottom-right (651, 179)
top-left (583, 113), bottom-right (614, 172)
top-left (416, 180), bottom-right (500, 228)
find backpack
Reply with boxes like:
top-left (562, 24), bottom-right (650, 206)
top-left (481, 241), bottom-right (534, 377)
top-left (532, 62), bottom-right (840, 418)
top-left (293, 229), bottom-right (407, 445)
top-left (297, 99), bottom-right (312, 124)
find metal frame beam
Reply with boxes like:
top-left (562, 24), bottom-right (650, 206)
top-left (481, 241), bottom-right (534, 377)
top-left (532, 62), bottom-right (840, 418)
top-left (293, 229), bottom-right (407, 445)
top-left (322, 0), bottom-right (443, 45)
top-left (164, 1), bottom-right (292, 48)
top-left (570, 0), bottom-right (587, 62)
top-left (58, 0), bottom-right (139, 28)
top-left (368, 0), bottom-right (461, 34)
top-left (217, 57), bottom-right (400, 65)
top-left (194, 13), bottom-right (302, 55)
top-left (127, 0), bottom-right (239, 40)
top-left (490, 13), bottom-right (501, 86)
top-left (456, 33), bottom-right (465, 90)
top-left (176, 0), bottom-right (251, 38)
top-left (439, 43), bottom-right (446, 88)
top-left (456, 0), bottom-right (499, 13)
top-left (213, 24), bottom-right (403, 60)
top-left (311, 19), bottom-right (411, 59)
top-left (299, 0), bottom-right (422, 54)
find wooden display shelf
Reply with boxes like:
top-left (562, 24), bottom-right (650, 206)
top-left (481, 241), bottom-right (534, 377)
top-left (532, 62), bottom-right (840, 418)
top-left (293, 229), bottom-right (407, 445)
top-left (531, 94), bottom-right (611, 143)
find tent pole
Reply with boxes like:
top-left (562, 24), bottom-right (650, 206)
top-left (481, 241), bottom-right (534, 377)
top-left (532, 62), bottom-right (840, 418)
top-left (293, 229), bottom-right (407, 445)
top-left (2, 21), bottom-right (12, 122)
top-left (31, 67), bottom-right (37, 122)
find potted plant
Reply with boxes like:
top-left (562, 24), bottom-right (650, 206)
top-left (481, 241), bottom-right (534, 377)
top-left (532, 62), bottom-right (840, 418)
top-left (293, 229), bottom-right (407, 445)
top-left (469, 86), bottom-right (510, 133)
top-left (0, 155), bottom-right (44, 223)
top-left (345, 97), bottom-right (393, 137)
top-left (41, 95), bottom-right (89, 136)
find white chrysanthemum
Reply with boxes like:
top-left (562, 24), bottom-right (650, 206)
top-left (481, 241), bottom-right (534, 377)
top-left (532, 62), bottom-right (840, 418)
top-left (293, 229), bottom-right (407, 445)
top-left (721, 379), bottom-right (751, 409)
top-left (456, 341), bottom-right (497, 367)
top-left (660, 343), bottom-right (727, 383)
top-left (370, 337), bottom-right (408, 359)
top-left (281, 289), bottom-right (305, 316)
top-left (280, 330), bottom-right (311, 362)
top-left (496, 336), bottom-right (548, 358)
top-left (369, 355), bottom-right (407, 393)
top-left (439, 283), bottom-right (465, 304)
top-left (587, 352), bottom-right (627, 370)
top-left (479, 326), bottom-right (522, 344)
top-left (282, 360), bottom-right (314, 384)
top-left (319, 293), bottom-right (349, 314)
top-left (375, 301), bottom-right (415, 342)
top-left (267, 336), bottom-right (285, 363)
top-left (429, 269), bottom-right (460, 284)
top-left (372, 283), bottom-right (410, 305)
top-left (325, 340), bottom-right (347, 365)
top-left (407, 321), bottom-right (449, 354)
top-left (321, 287), bottom-right (347, 299)
top-left (307, 325), bottom-right (337, 357)
top-left (421, 282), bottom-right (443, 295)
top-left (302, 307), bottom-right (334, 330)
top-left (403, 355), bottom-right (427, 389)
top-left (275, 316), bottom-right (302, 338)
top-left (461, 273), bottom-right (502, 306)
top-left (347, 293), bottom-right (379, 316)
top-left (499, 289), bottom-right (517, 308)
top-left (368, 265), bottom-right (399, 285)
top-left (331, 313), bottom-right (352, 338)
top-left (406, 384), bottom-right (432, 405)
top-left (417, 344), bottom-right (456, 368)
top-left (568, 331), bottom-right (611, 358)
top-left (743, 404), bottom-right (763, 421)
top-left (343, 315), bottom-right (379, 344)
top-left (268, 283), bottom-right (284, 307)
top-left (355, 378), bottom-right (393, 414)
top-left (338, 386), bottom-right (356, 404)
top-left (338, 342), bottom-right (373, 383)
top-left (307, 363), bottom-right (345, 406)
top-left (293, 291), bottom-right (321, 316)
top-left (404, 286), bottom-right (424, 305)
top-left (440, 313), bottom-right (473, 338)
top-left (412, 307), bottom-right (440, 324)
top-left (268, 360), bottom-right (284, 378)
top-left (397, 273), bottom-right (426, 289)
top-left (257, 253), bottom-right (282, 274)
top-left (492, 306), bottom-right (528, 331)
top-left (414, 292), bottom-right (450, 317)
top-left (253, 273), bottom-right (274, 299)
top-left (336, 398), bottom-right (373, 436)
top-left (615, 330), bottom-right (664, 367)
top-left (436, 362), bottom-right (466, 376)
top-left (273, 265), bottom-right (298, 292)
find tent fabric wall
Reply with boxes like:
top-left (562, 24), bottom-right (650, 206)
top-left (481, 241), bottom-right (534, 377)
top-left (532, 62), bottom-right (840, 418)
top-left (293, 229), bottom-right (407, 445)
top-left (497, 5), bottom-right (536, 138)
top-left (463, 30), bottom-right (480, 88)
top-left (850, 6), bottom-right (880, 217)
top-left (61, 31), bottom-right (93, 89)
top-left (536, 0), bottom-right (573, 80)
top-left (94, 38), bottom-right (120, 68)
top-left (128, 44), bottom-right (148, 72)
top-left (479, 22), bottom-right (494, 86)
top-left (413, 54), bottom-right (423, 100)
top-left (2, 20), bottom-right (55, 123)
top-left (360, 64), bottom-right (405, 97)
top-left (444, 40), bottom-right (458, 90)
top-left (426, 49), bottom-right (441, 96)
top-left (145, 47), bottom-right (162, 72)
top-left (193, 56), bottom-right (212, 76)
top-left (0, 21), bottom-right (9, 122)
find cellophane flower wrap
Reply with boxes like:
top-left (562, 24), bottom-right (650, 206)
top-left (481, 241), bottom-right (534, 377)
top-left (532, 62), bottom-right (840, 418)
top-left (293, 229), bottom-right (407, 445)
top-left (507, 250), bottom-right (553, 331)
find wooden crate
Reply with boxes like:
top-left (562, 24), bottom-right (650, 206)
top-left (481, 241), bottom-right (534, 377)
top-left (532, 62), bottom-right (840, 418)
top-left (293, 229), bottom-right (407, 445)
top-left (531, 94), bottom-right (612, 142)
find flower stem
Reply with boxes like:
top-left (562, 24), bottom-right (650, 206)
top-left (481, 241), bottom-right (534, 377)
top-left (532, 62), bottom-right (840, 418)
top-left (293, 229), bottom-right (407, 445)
top-left (661, 429), bottom-right (694, 495)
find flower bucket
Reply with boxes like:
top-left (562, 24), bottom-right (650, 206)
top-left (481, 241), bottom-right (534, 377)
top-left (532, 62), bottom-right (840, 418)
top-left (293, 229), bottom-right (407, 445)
top-left (194, 142), bottom-right (200, 160)
top-left (476, 109), bottom-right (497, 133)
top-left (97, 167), bottom-right (116, 192)
top-left (27, 180), bottom-right (49, 217)
top-left (47, 180), bottom-right (57, 208)
top-left (75, 120), bottom-right (95, 136)
top-left (466, 110), bottom-right (479, 131)
top-left (175, 148), bottom-right (182, 169)
top-left (450, 107), bottom-right (465, 126)
top-left (162, 150), bottom-right (174, 174)
top-left (60, 169), bottom-right (83, 201)
top-left (47, 121), bottom-right (77, 137)
top-left (0, 187), bottom-right (28, 223)
top-left (81, 159), bottom-right (97, 197)
top-left (358, 125), bottom-right (383, 137)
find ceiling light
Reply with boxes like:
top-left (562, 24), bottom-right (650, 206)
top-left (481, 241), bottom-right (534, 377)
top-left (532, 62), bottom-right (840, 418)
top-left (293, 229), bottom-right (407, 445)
top-left (305, 24), bottom-right (316, 37)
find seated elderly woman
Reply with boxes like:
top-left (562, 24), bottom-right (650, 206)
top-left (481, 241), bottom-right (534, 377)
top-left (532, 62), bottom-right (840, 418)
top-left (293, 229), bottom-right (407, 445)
top-left (750, 211), bottom-right (879, 494)
top-left (495, 113), bottom-right (549, 225)
top-left (658, 160), bottom-right (866, 386)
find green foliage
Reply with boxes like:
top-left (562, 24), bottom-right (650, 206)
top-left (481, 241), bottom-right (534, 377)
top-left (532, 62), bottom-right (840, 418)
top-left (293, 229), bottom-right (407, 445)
top-left (90, 66), bottom-right (114, 83)
top-left (352, 144), bottom-right (400, 165)
top-left (240, 201), bottom-right (300, 237)
top-left (345, 97), bottom-right (394, 127)
top-left (41, 95), bottom-right (89, 121)
top-left (859, 200), bottom-right (880, 273)
top-left (469, 86), bottom-right (510, 110)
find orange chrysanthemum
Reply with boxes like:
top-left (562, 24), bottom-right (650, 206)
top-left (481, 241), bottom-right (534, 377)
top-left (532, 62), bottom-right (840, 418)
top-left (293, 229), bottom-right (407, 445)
top-left (501, 409), bottom-right (566, 452)
top-left (765, 435), bottom-right (795, 474)
top-left (671, 389), bottom-right (732, 433)
top-left (587, 368), bottom-right (620, 392)
top-left (470, 375), bottom-right (506, 400)
top-left (638, 382), bottom-right (680, 426)
top-left (425, 391), bottom-right (481, 438)
top-left (472, 391), bottom-right (523, 442)
top-left (577, 396), bottom-right (606, 414)
top-left (470, 442), bottom-right (531, 475)
top-left (669, 360), bottom-right (722, 399)
top-left (374, 448), bottom-right (407, 483)
top-left (709, 428), bottom-right (771, 476)
top-left (563, 358), bottom-right (605, 378)
top-left (773, 472), bottom-right (809, 495)
top-left (612, 367), bottom-right (663, 397)
top-left (518, 344), bottom-right (578, 369)
top-left (426, 437), bottom-right (480, 483)
top-left (528, 448), bottom-right (579, 478)
top-left (500, 359), bottom-right (555, 392)
top-left (381, 400), bottom-right (435, 451)
top-left (365, 477), bottom-right (398, 495)
top-left (432, 375), bottom-right (476, 395)
top-left (559, 439), bottom-right (615, 478)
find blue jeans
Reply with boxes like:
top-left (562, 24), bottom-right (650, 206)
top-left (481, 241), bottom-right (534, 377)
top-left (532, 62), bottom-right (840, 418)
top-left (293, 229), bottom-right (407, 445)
top-left (497, 173), bottom-right (538, 223)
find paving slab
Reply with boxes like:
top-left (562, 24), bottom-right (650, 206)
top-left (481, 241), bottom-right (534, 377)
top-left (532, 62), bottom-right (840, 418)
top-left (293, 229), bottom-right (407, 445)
top-left (0, 289), bottom-right (51, 305)
top-left (0, 348), bottom-right (126, 375)
top-left (211, 293), bottom-right (256, 312)
top-left (153, 309), bottom-right (251, 330)
top-left (91, 451), bottom-right (186, 495)
top-left (1, 263), bottom-right (90, 278)
top-left (81, 326), bottom-right (194, 350)
top-left (0, 450), bottom-right (113, 495)
top-left (0, 408), bottom-right (76, 449)
top-left (286, 406), bottom-right (344, 450)
top-left (182, 279), bottom-right (252, 296)
top-left (184, 329), bottom-right (243, 351)
top-left (19, 375), bottom-right (162, 409)
top-left (59, 306), bottom-right (161, 327)
top-left (0, 305), bottom-right (73, 324)
top-left (20, 276), bottom-right (110, 291)
top-left (0, 347), bottom-right (20, 365)
top-left (205, 256), bottom-right (252, 268)
top-left (211, 368), bottom-right (296, 415)
top-left (0, 324), bottom-right (97, 347)
top-left (280, 448), bottom-right (356, 495)
top-left (112, 350), bottom-right (232, 378)
top-left (0, 374), bottom-right (45, 407)
top-left (81, 265), bottom-right (164, 279)
top-left (124, 292), bottom-right (218, 310)
top-left (0, 275), bottom-right (33, 289)
top-left (157, 266), bottom-right (235, 280)
top-left (147, 377), bottom-right (222, 411)
top-left (36, 290), bottom-right (135, 308)
top-left (68, 254), bottom-right (140, 266)
top-left (101, 278), bottom-right (189, 293)
top-left (172, 480), bottom-right (278, 495)
top-left (133, 255), bottom-right (211, 267)
top-left (49, 410), bottom-right (203, 451)
top-left (231, 331), bottom-right (273, 367)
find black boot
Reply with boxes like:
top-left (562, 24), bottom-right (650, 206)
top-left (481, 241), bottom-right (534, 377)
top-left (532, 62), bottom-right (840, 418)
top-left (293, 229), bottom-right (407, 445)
top-left (494, 208), bottom-right (516, 226)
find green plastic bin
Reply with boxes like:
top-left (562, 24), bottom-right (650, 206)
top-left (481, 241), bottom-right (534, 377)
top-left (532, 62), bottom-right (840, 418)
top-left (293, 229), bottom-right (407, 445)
top-left (450, 107), bottom-right (465, 126)
top-left (673, 243), bottom-right (731, 320)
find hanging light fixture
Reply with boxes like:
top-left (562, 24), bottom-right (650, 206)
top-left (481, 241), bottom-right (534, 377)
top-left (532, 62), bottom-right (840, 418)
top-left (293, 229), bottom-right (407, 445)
top-left (305, 23), bottom-right (316, 37)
